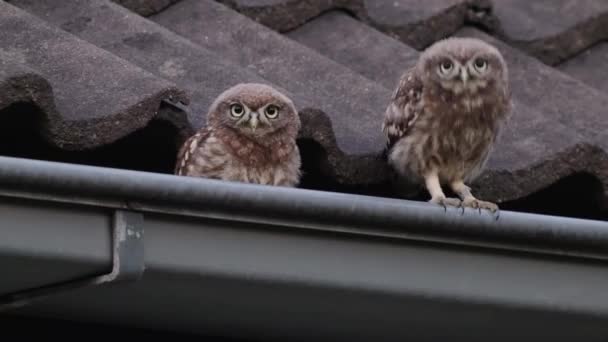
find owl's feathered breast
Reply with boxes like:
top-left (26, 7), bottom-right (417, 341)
top-left (175, 126), bottom-right (301, 186)
top-left (384, 68), bottom-right (509, 182)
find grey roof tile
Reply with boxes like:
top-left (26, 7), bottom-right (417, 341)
top-left (11, 0), bottom-right (272, 130)
top-left (287, 11), bottom-right (419, 88)
top-left (360, 0), bottom-right (490, 49)
top-left (492, 0), bottom-right (608, 41)
top-left (221, 0), bottom-right (608, 65)
top-left (152, 0), bottom-right (390, 156)
top-left (12, 0), bottom-right (389, 187)
top-left (489, 0), bottom-right (608, 65)
top-left (296, 107), bottom-right (393, 190)
top-left (0, 1), bottom-right (187, 150)
top-left (217, 0), bottom-right (491, 49)
top-left (558, 42), bottom-right (608, 93)
top-left (0, 58), bottom-right (53, 111)
top-left (111, 0), bottom-right (180, 16)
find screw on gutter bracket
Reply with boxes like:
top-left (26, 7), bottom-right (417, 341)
top-left (0, 210), bottom-right (145, 311)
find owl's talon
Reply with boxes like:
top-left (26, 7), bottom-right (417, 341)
top-left (436, 201), bottom-right (447, 212)
top-left (429, 197), bottom-right (462, 211)
top-left (462, 198), bottom-right (499, 214)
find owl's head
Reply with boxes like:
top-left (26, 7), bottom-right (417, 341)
top-left (207, 83), bottom-right (300, 139)
top-left (419, 37), bottom-right (508, 95)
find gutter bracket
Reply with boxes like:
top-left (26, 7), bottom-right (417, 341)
top-left (0, 210), bottom-right (145, 311)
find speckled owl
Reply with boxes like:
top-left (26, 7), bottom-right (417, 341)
top-left (175, 83), bottom-right (301, 187)
top-left (383, 38), bottom-right (511, 211)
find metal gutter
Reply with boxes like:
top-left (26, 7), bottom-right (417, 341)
top-left (0, 156), bottom-right (607, 340)
top-left (0, 210), bottom-right (144, 310)
top-left (0, 198), bottom-right (111, 294)
top-left (0, 156), bottom-right (605, 260)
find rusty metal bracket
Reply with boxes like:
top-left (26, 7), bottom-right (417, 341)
top-left (0, 210), bottom-right (144, 311)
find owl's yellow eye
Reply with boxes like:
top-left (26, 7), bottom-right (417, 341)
top-left (473, 58), bottom-right (488, 72)
top-left (265, 105), bottom-right (279, 119)
top-left (439, 60), bottom-right (454, 74)
top-left (230, 103), bottom-right (245, 118)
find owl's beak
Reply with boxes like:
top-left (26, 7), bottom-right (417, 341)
top-left (249, 113), bottom-right (259, 132)
top-left (460, 68), bottom-right (469, 84)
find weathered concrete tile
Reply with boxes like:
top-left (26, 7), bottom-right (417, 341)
top-left (217, 0), bottom-right (491, 49)
top-left (152, 0), bottom-right (391, 155)
top-left (361, 0), bottom-right (490, 49)
top-left (222, 0), bottom-right (608, 65)
top-left (11, 0), bottom-right (274, 131)
top-left (288, 11), bottom-right (419, 88)
top-left (558, 42), bottom-right (608, 93)
top-left (111, 0), bottom-right (180, 16)
top-left (0, 58), bottom-right (54, 111)
top-left (0, 1), bottom-right (187, 149)
top-left (12, 0), bottom-right (390, 187)
top-left (489, 0), bottom-right (608, 65)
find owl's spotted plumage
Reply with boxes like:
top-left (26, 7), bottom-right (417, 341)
top-left (175, 83), bottom-right (301, 187)
top-left (383, 37), bottom-right (511, 211)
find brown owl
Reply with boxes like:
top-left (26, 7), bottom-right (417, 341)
top-left (175, 83), bottom-right (301, 187)
top-left (383, 37), bottom-right (511, 212)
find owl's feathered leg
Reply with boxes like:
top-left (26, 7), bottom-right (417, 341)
top-left (451, 181), bottom-right (499, 214)
top-left (424, 171), bottom-right (461, 210)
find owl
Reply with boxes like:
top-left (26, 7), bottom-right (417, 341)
top-left (383, 37), bottom-right (511, 212)
top-left (175, 83), bottom-right (301, 187)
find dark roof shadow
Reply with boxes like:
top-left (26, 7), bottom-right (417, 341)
top-left (0, 102), bottom-right (188, 174)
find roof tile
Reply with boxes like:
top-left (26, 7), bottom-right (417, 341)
top-left (558, 42), bottom-right (608, 93)
top-left (11, 0), bottom-right (269, 130)
top-left (152, 0), bottom-right (390, 156)
top-left (0, 58), bottom-right (53, 111)
top-left (489, 0), bottom-right (608, 64)
top-left (217, 0), bottom-right (491, 49)
top-left (288, 11), bottom-right (419, 88)
top-left (111, 0), bottom-right (180, 16)
top-left (0, 1), bottom-right (187, 149)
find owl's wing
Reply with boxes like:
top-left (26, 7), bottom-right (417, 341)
top-left (174, 128), bottom-right (212, 175)
top-left (382, 68), bottom-right (424, 149)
